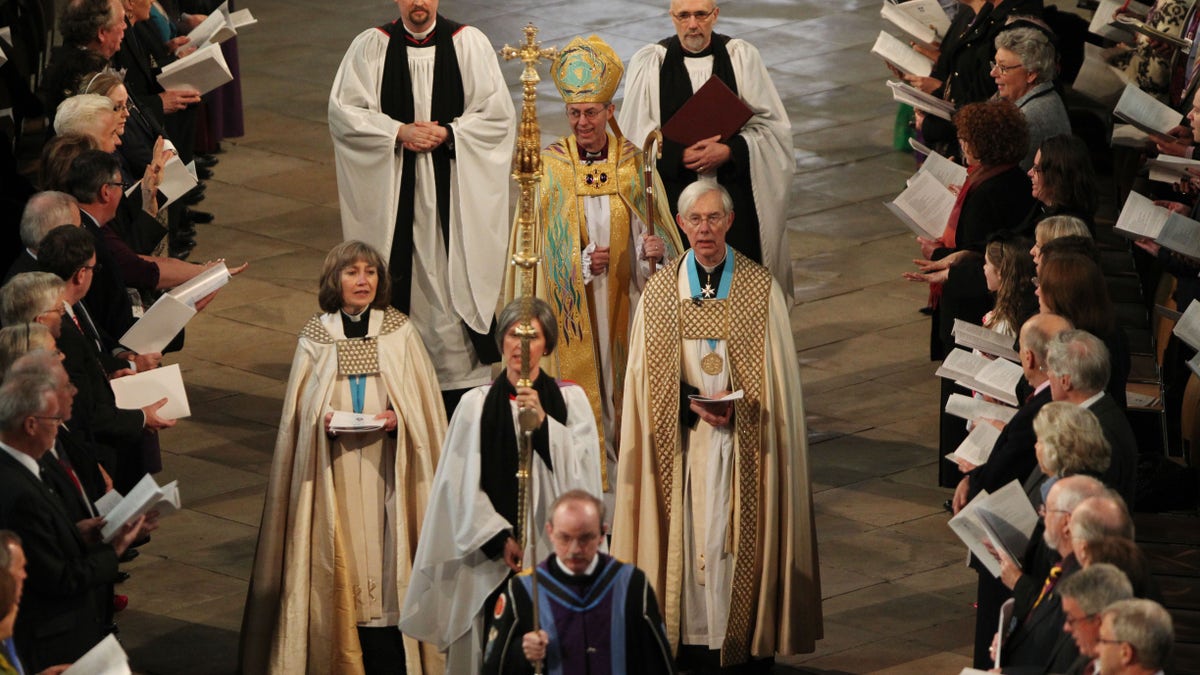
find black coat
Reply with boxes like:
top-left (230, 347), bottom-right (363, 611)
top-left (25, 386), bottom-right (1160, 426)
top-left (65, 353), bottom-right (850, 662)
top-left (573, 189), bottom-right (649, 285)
top-left (1089, 393), bottom-right (1138, 504)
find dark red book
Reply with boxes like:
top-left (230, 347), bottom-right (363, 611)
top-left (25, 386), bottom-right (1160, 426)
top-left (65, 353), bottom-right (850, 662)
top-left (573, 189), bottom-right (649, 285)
top-left (661, 76), bottom-right (754, 147)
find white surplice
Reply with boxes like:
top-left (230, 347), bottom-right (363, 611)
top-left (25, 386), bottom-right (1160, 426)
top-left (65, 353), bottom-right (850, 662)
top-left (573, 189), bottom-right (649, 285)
top-left (398, 382), bottom-right (602, 674)
top-left (328, 22), bottom-right (515, 389)
top-left (618, 39), bottom-right (795, 302)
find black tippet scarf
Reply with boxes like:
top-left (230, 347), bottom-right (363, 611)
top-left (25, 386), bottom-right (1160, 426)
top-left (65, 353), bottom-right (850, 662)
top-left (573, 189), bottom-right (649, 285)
top-left (378, 14), bottom-right (464, 317)
top-left (479, 371), bottom-right (567, 544)
top-left (657, 33), bottom-right (738, 125)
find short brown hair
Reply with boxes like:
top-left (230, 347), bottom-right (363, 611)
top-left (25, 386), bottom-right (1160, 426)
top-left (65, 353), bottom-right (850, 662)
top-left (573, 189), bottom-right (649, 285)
top-left (317, 241), bottom-right (392, 314)
top-left (954, 100), bottom-right (1029, 166)
top-left (1038, 253), bottom-right (1114, 335)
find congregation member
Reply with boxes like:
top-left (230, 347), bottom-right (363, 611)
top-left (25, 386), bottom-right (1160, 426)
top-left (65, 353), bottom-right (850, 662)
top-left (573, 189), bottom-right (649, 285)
top-left (903, 99), bottom-right (1034, 487)
top-left (1056, 563), bottom-right (1135, 675)
top-left (612, 181), bottom-right (821, 672)
top-left (482, 490), bottom-right (674, 675)
top-left (619, 0), bottom-right (794, 295)
top-left (991, 26), bottom-right (1069, 169)
top-left (42, 0), bottom-right (125, 118)
top-left (241, 241), bottom-right (446, 675)
top-left (1029, 215), bottom-right (1090, 271)
top-left (0, 374), bottom-right (146, 671)
top-left (509, 34), bottom-right (683, 517)
top-left (1097, 599), bottom-right (1175, 675)
top-left (1035, 252), bottom-right (1129, 408)
top-left (400, 297), bottom-right (602, 674)
top-left (1020, 136), bottom-right (1098, 235)
top-left (954, 312), bottom-right (1071, 668)
top-left (328, 0), bottom-right (516, 417)
top-left (1076, 537), bottom-right (1158, 602)
top-left (1044, 330), bottom-right (1138, 504)
top-left (0, 325), bottom-right (57, 375)
top-left (979, 237), bottom-right (1038, 339)
top-left (5, 191), bottom-right (81, 283)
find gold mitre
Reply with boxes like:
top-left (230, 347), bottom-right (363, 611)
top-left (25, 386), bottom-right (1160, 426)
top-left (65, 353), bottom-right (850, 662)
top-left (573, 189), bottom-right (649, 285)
top-left (552, 36), bottom-right (623, 104)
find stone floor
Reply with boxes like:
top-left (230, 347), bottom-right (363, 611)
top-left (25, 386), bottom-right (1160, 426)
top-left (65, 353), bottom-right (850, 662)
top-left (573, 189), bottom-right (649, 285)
top-left (113, 0), bottom-right (980, 672)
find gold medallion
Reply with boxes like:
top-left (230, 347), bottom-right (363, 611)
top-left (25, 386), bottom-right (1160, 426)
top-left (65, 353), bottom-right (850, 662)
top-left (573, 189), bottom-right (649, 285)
top-left (701, 351), bottom-right (724, 376)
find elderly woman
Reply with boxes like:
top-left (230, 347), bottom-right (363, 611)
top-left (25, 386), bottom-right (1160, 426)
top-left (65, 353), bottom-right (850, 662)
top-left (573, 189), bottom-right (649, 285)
top-left (242, 241), bottom-right (446, 675)
top-left (1037, 252), bottom-right (1130, 408)
top-left (991, 26), bottom-right (1070, 169)
top-left (400, 296), bottom-right (603, 674)
top-left (1030, 401), bottom-right (1112, 505)
top-left (1019, 135), bottom-right (1098, 235)
top-left (905, 100), bottom-right (1036, 486)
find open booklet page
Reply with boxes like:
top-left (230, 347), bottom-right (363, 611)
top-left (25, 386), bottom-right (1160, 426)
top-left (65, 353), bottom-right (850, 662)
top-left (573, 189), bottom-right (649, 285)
top-left (944, 392), bottom-right (1018, 424)
top-left (1147, 154), bottom-right (1200, 183)
top-left (936, 349), bottom-right (1022, 405)
top-left (918, 150), bottom-right (967, 188)
top-left (1174, 301), bottom-right (1200, 350)
top-left (98, 473), bottom-right (182, 542)
top-left (1088, 0), bottom-right (1151, 40)
top-left (62, 634), bottom-right (131, 675)
top-left (945, 420), bottom-right (1001, 467)
top-left (1072, 43), bottom-right (1129, 105)
top-left (871, 31), bottom-right (933, 77)
top-left (887, 80), bottom-right (955, 120)
top-left (1113, 83), bottom-right (1183, 136)
top-left (952, 319), bottom-right (1019, 362)
top-left (1155, 212), bottom-right (1200, 259)
top-left (157, 43), bottom-right (234, 95)
top-left (886, 169), bottom-right (954, 239)
top-left (880, 0), bottom-right (950, 45)
top-left (948, 480), bottom-right (1038, 577)
top-left (1114, 190), bottom-right (1168, 240)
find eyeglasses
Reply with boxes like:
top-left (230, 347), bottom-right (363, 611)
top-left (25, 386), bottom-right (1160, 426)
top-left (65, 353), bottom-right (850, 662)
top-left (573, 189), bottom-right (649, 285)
top-left (29, 415), bottom-right (64, 424)
top-left (37, 305), bottom-right (66, 318)
top-left (1036, 504), bottom-right (1072, 518)
top-left (567, 107), bottom-right (608, 122)
top-left (79, 262), bottom-right (100, 273)
top-left (1031, 276), bottom-right (1040, 289)
top-left (1065, 612), bottom-right (1097, 627)
top-left (107, 180), bottom-right (132, 191)
top-left (1030, 163), bottom-right (1043, 174)
top-left (113, 102), bottom-right (130, 113)
top-left (1096, 637), bottom-right (1125, 646)
top-left (684, 213), bottom-right (726, 227)
top-left (990, 60), bottom-right (1024, 74)
top-left (672, 9), bottom-right (714, 21)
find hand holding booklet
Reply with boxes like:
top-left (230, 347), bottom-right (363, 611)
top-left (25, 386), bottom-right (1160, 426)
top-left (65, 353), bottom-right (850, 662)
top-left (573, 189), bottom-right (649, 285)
top-left (935, 348), bottom-right (1023, 406)
top-left (94, 473), bottom-right (181, 543)
top-left (871, 31), bottom-right (933, 78)
top-left (1113, 83), bottom-right (1183, 136)
top-left (157, 43), bottom-right (233, 95)
top-left (120, 263), bottom-right (232, 354)
top-left (885, 169), bottom-right (955, 239)
top-left (880, 0), bottom-right (951, 45)
top-left (110, 363), bottom-right (191, 420)
top-left (887, 80), bottom-right (955, 120)
top-left (945, 419), bottom-right (1001, 467)
top-left (688, 390), bottom-right (744, 403)
top-left (948, 480), bottom-right (1039, 578)
top-left (63, 634), bottom-right (131, 675)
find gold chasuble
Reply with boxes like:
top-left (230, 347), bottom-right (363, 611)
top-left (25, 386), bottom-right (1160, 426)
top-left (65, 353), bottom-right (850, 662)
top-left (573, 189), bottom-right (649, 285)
top-left (505, 131), bottom-right (683, 489)
top-left (611, 252), bottom-right (823, 667)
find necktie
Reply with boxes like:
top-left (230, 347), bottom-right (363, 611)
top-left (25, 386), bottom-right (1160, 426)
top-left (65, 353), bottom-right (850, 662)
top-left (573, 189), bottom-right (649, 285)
top-left (1030, 562), bottom-right (1062, 616)
top-left (1, 637), bottom-right (25, 675)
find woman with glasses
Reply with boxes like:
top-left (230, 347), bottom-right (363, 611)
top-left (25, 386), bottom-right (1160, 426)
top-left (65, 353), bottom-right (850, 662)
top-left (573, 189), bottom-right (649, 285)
top-left (1019, 134), bottom-right (1098, 236)
top-left (990, 26), bottom-right (1069, 170)
top-left (903, 100), bottom-right (1036, 487)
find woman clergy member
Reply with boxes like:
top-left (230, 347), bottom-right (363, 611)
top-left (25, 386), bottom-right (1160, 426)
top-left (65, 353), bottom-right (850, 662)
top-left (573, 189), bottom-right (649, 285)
top-left (399, 297), bottom-right (603, 675)
top-left (240, 240), bottom-right (446, 675)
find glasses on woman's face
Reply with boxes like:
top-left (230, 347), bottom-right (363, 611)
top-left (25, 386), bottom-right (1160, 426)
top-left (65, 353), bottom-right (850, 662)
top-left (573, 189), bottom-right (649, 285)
top-left (990, 60), bottom-right (1024, 75)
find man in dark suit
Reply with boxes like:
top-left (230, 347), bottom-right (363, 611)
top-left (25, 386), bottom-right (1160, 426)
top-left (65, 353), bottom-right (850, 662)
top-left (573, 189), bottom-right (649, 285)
top-left (36, 223), bottom-right (173, 492)
top-left (1057, 564), bottom-right (1134, 675)
top-left (953, 312), bottom-right (1072, 669)
top-left (0, 374), bottom-right (144, 671)
top-left (1045, 329), bottom-right (1138, 506)
top-left (3, 191), bottom-right (81, 283)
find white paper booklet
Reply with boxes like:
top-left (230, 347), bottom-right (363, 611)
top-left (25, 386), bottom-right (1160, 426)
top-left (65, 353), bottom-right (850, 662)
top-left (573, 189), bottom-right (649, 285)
top-left (1111, 123), bottom-right (1151, 148)
top-left (871, 31), bottom-right (933, 77)
top-left (888, 79), bottom-right (956, 120)
top-left (945, 393), bottom-right (1019, 424)
top-left (1113, 190), bottom-right (1170, 240)
top-left (1088, 0), bottom-right (1150, 41)
top-left (996, 598), bottom-right (1016, 669)
top-left (1147, 155), bottom-right (1200, 183)
top-left (97, 474), bottom-right (181, 543)
top-left (935, 348), bottom-right (1023, 406)
top-left (1156, 213), bottom-right (1200, 260)
top-left (63, 634), bottom-right (131, 675)
top-left (1072, 43), bottom-right (1129, 105)
top-left (945, 420), bottom-right (1001, 467)
top-left (880, 0), bottom-right (951, 45)
top-left (918, 150), bottom-right (967, 188)
top-left (229, 8), bottom-right (257, 29)
top-left (187, 8), bottom-right (235, 47)
top-left (328, 411), bottom-right (386, 433)
top-left (119, 264), bottom-right (230, 354)
top-left (952, 319), bottom-right (1020, 362)
top-left (1113, 83), bottom-right (1183, 136)
top-left (157, 43), bottom-right (234, 95)
top-left (886, 169), bottom-right (955, 239)
top-left (688, 389), bottom-right (745, 403)
top-left (1174, 301), bottom-right (1200, 350)
top-left (172, 262), bottom-right (232, 306)
top-left (110, 363), bottom-right (191, 420)
top-left (948, 480), bottom-right (1039, 577)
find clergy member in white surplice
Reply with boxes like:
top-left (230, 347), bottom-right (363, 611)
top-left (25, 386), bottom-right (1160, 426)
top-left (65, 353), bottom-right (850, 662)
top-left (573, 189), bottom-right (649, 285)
top-left (618, 0), bottom-right (794, 301)
top-left (399, 298), bottom-right (603, 675)
top-left (328, 0), bottom-right (515, 416)
top-left (611, 181), bottom-right (821, 671)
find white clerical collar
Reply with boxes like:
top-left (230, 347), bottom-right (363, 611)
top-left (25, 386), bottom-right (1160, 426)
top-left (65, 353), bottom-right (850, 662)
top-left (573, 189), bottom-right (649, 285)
top-left (342, 308), bottom-right (367, 323)
top-left (1079, 391), bottom-right (1105, 409)
top-left (697, 252), bottom-right (728, 274)
top-left (0, 440), bottom-right (41, 481)
top-left (25, 248), bottom-right (36, 260)
top-left (409, 21), bottom-right (435, 40)
top-left (554, 554), bottom-right (600, 577)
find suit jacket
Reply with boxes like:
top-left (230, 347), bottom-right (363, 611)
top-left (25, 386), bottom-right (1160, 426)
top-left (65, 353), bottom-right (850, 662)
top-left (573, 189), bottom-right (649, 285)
top-left (58, 310), bottom-right (144, 454)
top-left (0, 451), bottom-right (118, 671)
top-left (968, 386), bottom-right (1053, 501)
top-left (1088, 393), bottom-right (1137, 504)
top-left (2, 249), bottom-right (37, 282)
top-left (80, 212), bottom-right (137, 342)
top-left (1001, 555), bottom-right (1080, 669)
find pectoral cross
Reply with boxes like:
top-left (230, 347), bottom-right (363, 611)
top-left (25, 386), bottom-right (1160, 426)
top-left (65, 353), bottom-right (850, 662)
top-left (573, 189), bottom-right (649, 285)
top-left (701, 281), bottom-right (716, 298)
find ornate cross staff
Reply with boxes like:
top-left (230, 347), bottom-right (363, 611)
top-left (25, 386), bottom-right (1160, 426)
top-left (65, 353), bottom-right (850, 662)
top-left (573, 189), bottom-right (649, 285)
top-left (501, 24), bottom-right (555, 674)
